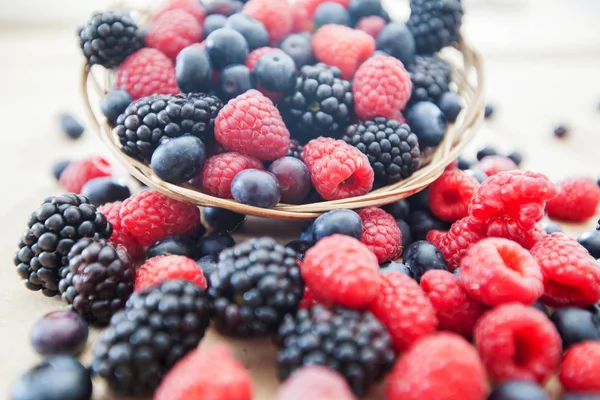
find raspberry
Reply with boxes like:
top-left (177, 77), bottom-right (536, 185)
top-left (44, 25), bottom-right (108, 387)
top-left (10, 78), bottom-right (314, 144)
top-left (474, 303), bottom-right (562, 384)
top-left (429, 170), bottom-right (479, 222)
top-left (559, 341), bottom-right (600, 393)
top-left (427, 216), bottom-right (485, 270)
top-left (98, 202), bottom-right (143, 259)
top-left (369, 272), bottom-right (438, 352)
top-left (298, 284), bottom-right (318, 310)
top-left (477, 155), bottom-right (519, 176)
top-left (421, 270), bottom-right (488, 338)
top-left (485, 218), bottom-right (546, 249)
top-left (135, 255), bottom-right (207, 292)
top-left (147, 10), bottom-right (202, 59)
top-left (156, 0), bottom-right (206, 24)
top-left (115, 48), bottom-right (179, 100)
top-left (274, 366), bottom-right (356, 400)
top-left (155, 345), bottom-right (252, 400)
top-left (301, 137), bottom-right (337, 166)
top-left (546, 177), bottom-right (600, 222)
top-left (59, 156), bottom-right (111, 194)
top-left (312, 25), bottom-right (375, 79)
top-left (245, 47), bottom-right (282, 71)
top-left (194, 152), bottom-right (263, 198)
top-left (214, 90), bottom-right (290, 161)
top-left (289, 0), bottom-right (312, 32)
top-left (356, 16), bottom-right (387, 38)
top-left (357, 207), bottom-right (402, 263)
top-left (353, 55), bottom-right (412, 120)
top-left (385, 333), bottom-right (488, 400)
top-left (243, 0), bottom-right (292, 43)
top-left (120, 190), bottom-right (200, 246)
top-left (301, 234), bottom-right (379, 308)
top-left (530, 233), bottom-right (600, 307)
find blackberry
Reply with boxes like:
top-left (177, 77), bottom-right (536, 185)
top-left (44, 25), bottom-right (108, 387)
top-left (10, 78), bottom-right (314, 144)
top-left (59, 238), bottom-right (135, 325)
top-left (279, 63), bottom-right (354, 143)
top-left (343, 117), bottom-right (420, 183)
top-left (91, 280), bottom-right (211, 396)
top-left (14, 194), bottom-right (112, 297)
top-left (287, 139), bottom-right (304, 160)
top-left (79, 11), bottom-right (141, 68)
top-left (208, 237), bottom-right (304, 337)
top-left (275, 305), bottom-right (395, 396)
top-left (115, 93), bottom-right (223, 162)
top-left (407, 55), bottom-right (451, 104)
top-left (407, 0), bottom-right (463, 55)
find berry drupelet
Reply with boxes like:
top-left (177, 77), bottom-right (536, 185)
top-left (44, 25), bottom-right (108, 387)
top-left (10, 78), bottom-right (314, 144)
top-left (407, 0), bottom-right (463, 55)
top-left (287, 139), bottom-right (303, 160)
top-left (407, 55), bottom-right (451, 104)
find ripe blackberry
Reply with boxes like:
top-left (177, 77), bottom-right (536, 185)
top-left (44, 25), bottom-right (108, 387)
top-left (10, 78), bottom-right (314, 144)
top-left (91, 280), bottom-right (211, 396)
top-left (79, 11), bottom-right (142, 68)
top-left (59, 238), bottom-right (135, 325)
top-left (287, 139), bottom-right (304, 160)
top-left (14, 194), bottom-right (112, 297)
top-left (407, 0), bottom-right (463, 55)
top-left (407, 55), bottom-right (451, 103)
top-left (208, 237), bottom-right (304, 337)
top-left (279, 63), bottom-right (354, 143)
top-left (115, 93), bottom-right (224, 163)
top-left (343, 117), bottom-right (420, 183)
top-left (276, 305), bottom-right (395, 396)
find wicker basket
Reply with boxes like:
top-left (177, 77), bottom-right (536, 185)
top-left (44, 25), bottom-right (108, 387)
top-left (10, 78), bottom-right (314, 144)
top-left (82, 2), bottom-right (485, 220)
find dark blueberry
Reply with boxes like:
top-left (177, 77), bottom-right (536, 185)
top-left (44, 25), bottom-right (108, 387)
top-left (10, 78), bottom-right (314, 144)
top-left (550, 307), bottom-right (600, 349)
top-left (51, 160), bottom-right (70, 181)
top-left (312, 209), bottom-right (363, 242)
top-left (577, 231), bottom-right (600, 259)
top-left (150, 136), bottom-right (206, 184)
top-left (396, 219), bottom-right (413, 249)
top-left (268, 157), bottom-right (312, 204)
top-left (349, 0), bottom-right (386, 22)
top-left (464, 169), bottom-right (488, 184)
top-left (30, 311), bottom-right (88, 356)
top-left (314, 2), bottom-right (351, 28)
top-left (404, 240), bottom-right (448, 282)
top-left (203, 0), bottom-right (244, 16)
top-left (197, 232), bottom-right (235, 257)
top-left (285, 240), bottom-right (312, 261)
top-left (196, 255), bottom-right (219, 278)
top-left (543, 221), bottom-right (562, 234)
top-left (11, 356), bottom-right (92, 400)
top-left (203, 14), bottom-right (227, 38)
top-left (80, 177), bottom-right (130, 206)
top-left (532, 300), bottom-right (549, 316)
top-left (476, 146), bottom-right (498, 161)
top-left (484, 103), bottom-right (494, 119)
top-left (487, 380), bottom-right (549, 400)
top-left (457, 157), bottom-right (471, 170)
top-left (405, 101), bottom-right (447, 148)
top-left (203, 207), bottom-right (246, 232)
top-left (506, 151), bottom-right (523, 166)
top-left (216, 64), bottom-right (255, 101)
top-left (231, 169), bottom-right (282, 208)
top-left (407, 210), bottom-right (449, 241)
top-left (146, 235), bottom-right (198, 259)
top-left (554, 124), bottom-right (569, 138)
top-left (176, 45), bottom-right (213, 93)
top-left (562, 394), bottom-right (600, 400)
top-left (375, 22), bottom-right (416, 66)
top-left (436, 91), bottom-right (462, 122)
top-left (255, 52), bottom-right (298, 93)
top-left (380, 261), bottom-right (414, 278)
top-left (383, 199), bottom-right (410, 220)
top-left (300, 221), bottom-right (315, 242)
top-left (279, 33), bottom-right (315, 68)
top-left (205, 28), bottom-right (249, 70)
top-left (59, 113), bottom-right (84, 139)
top-left (224, 13), bottom-right (268, 50)
top-left (100, 88), bottom-right (132, 126)
top-left (407, 188), bottom-right (430, 212)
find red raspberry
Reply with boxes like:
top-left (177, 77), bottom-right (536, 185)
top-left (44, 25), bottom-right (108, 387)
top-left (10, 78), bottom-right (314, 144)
top-left (156, 0), bottom-right (206, 24)
top-left (357, 207), bottom-right (402, 263)
top-left (426, 216), bottom-right (485, 270)
top-left (98, 201), bottom-right (144, 259)
top-left (546, 177), bottom-right (600, 222)
top-left (421, 270), bottom-right (488, 339)
top-left (214, 90), bottom-right (290, 161)
top-left (429, 170), bottom-right (479, 222)
top-left (474, 303), bottom-right (562, 384)
top-left (356, 16), bottom-right (387, 38)
top-left (301, 137), bottom-right (337, 166)
top-left (194, 152), bottom-right (263, 198)
top-left (275, 366), bottom-right (356, 400)
top-left (147, 10), bottom-right (202, 60)
top-left (289, 0), bottom-right (312, 32)
top-left (120, 190), bottom-right (200, 246)
top-left (559, 341), bottom-right (600, 393)
top-left (116, 48), bottom-right (179, 100)
top-left (369, 272), bottom-right (438, 352)
top-left (301, 234), bottom-right (379, 308)
top-left (385, 332), bottom-right (488, 400)
top-left (353, 55), bottom-right (412, 120)
top-left (477, 155), bottom-right (519, 176)
top-left (312, 25), bottom-right (375, 79)
top-left (155, 344), bottom-right (252, 400)
top-left (135, 255), bottom-right (207, 292)
top-left (298, 284), bottom-right (318, 310)
top-left (243, 0), bottom-right (292, 43)
top-left (59, 156), bottom-right (111, 193)
top-left (245, 47), bottom-right (283, 71)
top-left (458, 238), bottom-right (543, 306)
top-left (485, 218), bottom-right (546, 249)
top-left (530, 233), bottom-right (600, 307)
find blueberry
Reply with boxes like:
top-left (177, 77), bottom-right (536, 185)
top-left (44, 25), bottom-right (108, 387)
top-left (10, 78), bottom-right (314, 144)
top-left (197, 232), bottom-right (235, 257)
top-left (255, 52), bottom-right (298, 92)
top-left (59, 113), bottom-right (84, 139)
top-left (437, 91), bottom-right (462, 123)
top-left (380, 261), bottom-right (414, 278)
top-left (51, 160), bottom-right (70, 181)
top-left (231, 169), bottom-right (282, 208)
top-left (404, 240), bottom-right (448, 282)
top-left (506, 151), bottom-right (523, 166)
top-left (396, 219), bottom-right (413, 249)
top-left (532, 300), bottom-right (549, 316)
top-left (279, 33), bottom-right (315, 68)
top-left (216, 64), bottom-right (255, 101)
top-left (484, 103), bottom-right (495, 118)
top-left (196, 255), bottom-right (219, 277)
top-left (375, 22), bottom-right (416, 66)
top-left (464, 169), bottom-right (488, 184)
top-left (383, 199), bottom-right (410, 220)
top-left (224, 13), bottom-right (268, 50)
top-left (312, 209), bottom-right (363, 242)
top-left (176, 45), bottom-right (213, 93)
top-left (550, 307), bottom-right (600, 349)
top-left (285, 240), bottom-right (313, 261)
top-left (268, 157), bottom-right (312, 204)
top-left (407, 189), bottom-right (430, 212)
top-left (407, 210), bottom-right (449, 241)
top-left (349, 0), bottom-right (385, 21)
top-left (80, 177), bottom-right (130, 206)
top-left (100, 88), bottom-right (132, 126)
top-left (487, 380), bottom-right (549, 400)
top-left (150, 136), bottom-right (206, 184)
top-left (577, 231), bottom-right (600, 259)
top-left (457, 157), bottom-right (471, 170)
top-left (476, 146), bottom-right (498, 161)
top-left (11, 356), bottom-right (92, 400)
top-left (203, 14), bottom-right (227, 38)
top-left (30, 311), bottom-right (88, 356)
top-left (314, 2), bottom-right (351, 28)
top-left (543, 221), bottom-right (562, 234)
top-left (204, 0), bottom-right (244, 16)
top-left (300, 221), bottom-right (315, 242)
top-left (405, 101), bottom-right (447, 148)
top-left (205, 28), bottom-right (249, 70)
top-left (146, 235), bottom-right (198, 259)
top-left (203, 207), bottom-right (246, 232)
